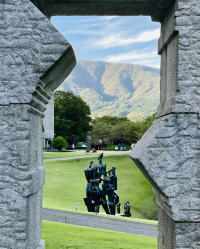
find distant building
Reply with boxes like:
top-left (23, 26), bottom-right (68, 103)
top-left (43, 94), bottom-right (54, 149)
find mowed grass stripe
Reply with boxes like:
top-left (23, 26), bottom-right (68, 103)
top-left (43, 155), bottom-right (157, 220)
top-left (42, 220), bottom-right (157, 249)
top-left (43, 150), bottom-right (126, 159)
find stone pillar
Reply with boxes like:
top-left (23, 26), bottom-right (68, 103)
top-left (130, 1), bottom-right (200, 248)
top-left (0, 0), bottom-right (76, 248)
top-left (87, 136), bottom-right (91, 151)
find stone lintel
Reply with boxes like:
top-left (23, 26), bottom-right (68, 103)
top-left (30, 0), bottom-right (174, 23)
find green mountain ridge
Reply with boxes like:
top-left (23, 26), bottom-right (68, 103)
top-left (60, 60), bottom-right (160, 120)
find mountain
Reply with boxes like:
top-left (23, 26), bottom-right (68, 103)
top-left (59, 60), bottom-right (160, 120)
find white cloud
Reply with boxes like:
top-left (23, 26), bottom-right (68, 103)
top-left (76, 16), bottom-right (118, 23)
top-left (106, 50), bottom-right (160, 68)
top-left (62, 30), bottom-right (102, 35)
top-left (56, 85), bottom-right (64, 91)
top-left (53, 16), bottom-right (161, 68)
top-left (107, 50), bottom-right (157, 61)
top-left (94, 29), bottom-right (160, 48)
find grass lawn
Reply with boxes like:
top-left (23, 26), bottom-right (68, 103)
top-left (42, 220), bottom-right (157, 249)
top-left (43, 150), bottom-right (127, 159)
top-left (43, 155), bottom-right (157, 220)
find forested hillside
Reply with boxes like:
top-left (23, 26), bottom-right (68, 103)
top-left (59, 60), bottom-right (160, 120)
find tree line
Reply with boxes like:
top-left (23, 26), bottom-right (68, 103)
top-left (52, 90), bottom-right (156, 150)
top-left (88, 113), bottom-right (156, 147)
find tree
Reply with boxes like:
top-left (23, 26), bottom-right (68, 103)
top-left (52, 136), bottom-right (67, 152)
top-left (87, 122), bottom-right (112, 145)
top-left (109, 122), bottom-right (129, 144)
top-left (87, 113), bottom-right (157, 147)
top-left (92, 115), bottom-right (128, 126)
top-left (54, 90), bottom-right (93, 143)
top-left (123, 121), bottom-right (142, 143)
top-left (141, 113), bottom-right (157, 135)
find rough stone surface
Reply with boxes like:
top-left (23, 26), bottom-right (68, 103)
top-left (1, 0), bottom-right (75, 110)
top-left (131, 113), bottom-right (200, 222)
top-left (157, 0), bottom-right (200, 117)
top-left (157, 206), bottom-right (175, 248)
top-left (0, 0), bottom-right (76, 248)
top-left (130, 1), bottom-right (200, 247)
top-left (0, 104), bottom-right (45, 248)
top-left (36, 239), bottom-right (45, 249)
top-left (156, 202), bottom-right (200, 248)
top-left (131, 112), bottom-right (200, 248)
top-left (30, 0), bottom-right (174, 22)
top-left (2, 0), bottom-right (200, 248)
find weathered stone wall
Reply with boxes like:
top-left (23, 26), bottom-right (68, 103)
top-left (2, 0), bottom-right (200, 248)
top-left (0, 104), bottom-right (45, 248)
top-left (0, 0), bottom-right (76, 248)
top-left (30, 0), bottom-right (174, 22)
top-left (1, 0), bottom-right (75, 107)
top-left (158, 0), bottom-right (200, 116)
top-left (130, 0), bottom-right (200, 248)
top-left (131, 114), bottom-right (200, 248)
top-left (157, 207), bottom-right (175, 248)
top-left (131, 113), bottom-right (200, 219)
top-left (156, 189), bottom-right (200, 249)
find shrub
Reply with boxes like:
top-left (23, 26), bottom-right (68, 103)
top-left (52, 136), bottom-right (67, 152)
top-left (106, 145), bottom-right (118, 151)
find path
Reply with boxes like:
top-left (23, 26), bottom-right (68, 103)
top-left (43, 151), bottom-right (129, 162)
top-left (42, 208), bottom-right (158, 238)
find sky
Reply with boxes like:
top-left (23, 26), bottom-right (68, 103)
top-left (52, 16), bottom-right (161, 69)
